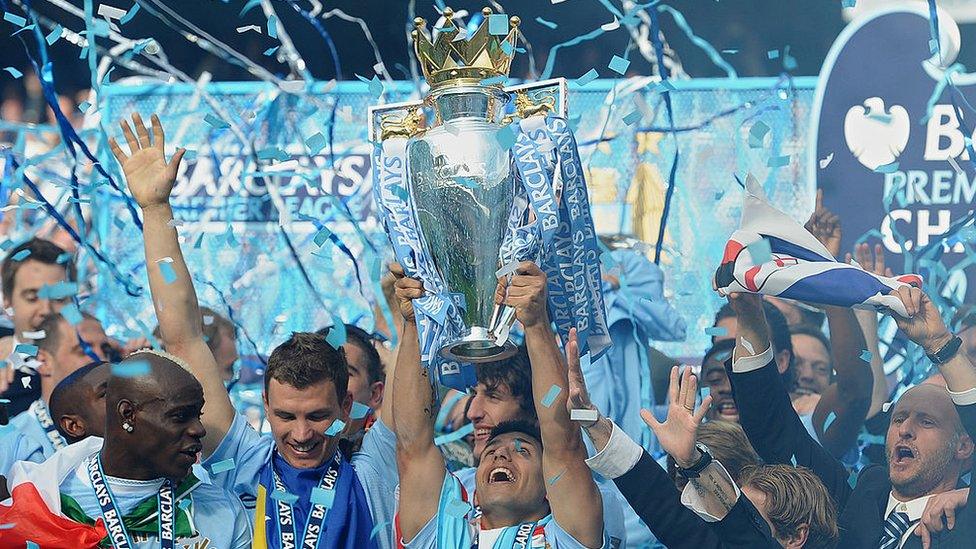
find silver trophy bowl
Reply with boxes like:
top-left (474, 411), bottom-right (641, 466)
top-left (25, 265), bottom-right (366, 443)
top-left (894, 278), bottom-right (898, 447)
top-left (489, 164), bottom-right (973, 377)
top-left (407, 84), bottom-right (518, 363)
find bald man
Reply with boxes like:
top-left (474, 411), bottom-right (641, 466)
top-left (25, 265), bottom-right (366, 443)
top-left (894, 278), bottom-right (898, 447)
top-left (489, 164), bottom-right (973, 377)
top-left (0, 351), bottom-right (252, 547)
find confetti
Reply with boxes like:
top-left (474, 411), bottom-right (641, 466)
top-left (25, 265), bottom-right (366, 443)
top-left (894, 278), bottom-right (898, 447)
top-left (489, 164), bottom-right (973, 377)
top-left (495, 261), bottom-right (521, 279)
top-left (600, 18), bottom-right (620, 31)
top-left (14, 344), bottom-right (37, 356)
top-left (38, 281), bottom-right (78, 300)
top-left (842, 0), bottom-right (856, 7)
top-left (350, 401), bottom-right (371, 420)
top-left (112, 360), bottom-right (150, 377)
top-left (574, 68), bottom-right (599, 87)
top-left (21, 330), bottom-right (45, 340)
top-left (607, 55), bottom-right (630, 76)
top-left (311, 487), bottom-right (336, 507)
top-left (535, 17), bottom-right (557, 29)
top-left (267, 15), bottom-right (278, 39)
top-left (178, 499), bottom-right (191, 511)
top-left (97, 4), bottom-right (127, 20)
top-left (209, 458), bottom-right (236, 474)
top-left (158, 261), bottom-right (178, 284)
top-left (57, 252), bottom-right (72, 264)
top-left (191, 463), bottom-right (212, 484)
top-left (119, 4), bottom-right (140, 24)
top-left (45, 24), bottom-right (63, 45)
top-left (748, 238), bottom-right (772, 264)
top-left (434, 422), bottom-right (475, 446)
top-left (3, 12), bottom-right (27, 27)
top-left (767, 154), bottom-right (791, 168)
top-left (823, 411), bottom-right (837, 432)
top-left (263, 46), bottom-right (280, 56)
top-left (488, 14), bottom-right (508, 35)
top-left (325, 322), bottom-right (346, 349)
top-left (819, 153), bottom-right (834, 169)
top-left (27, 542), bottom-right (39, 549)
top-left (748, 121), bottom-right (770, 149)
top-left (701, 387), bottom-right (710, 399)
top-left (542, 385), bottom-right (562, 407)
top-left (60, 302), bottom-right (83, 325)
top-left (270, 490), bottom-right (298, 504)
top-left (704, 326), bottom-right (727, 337)
top-left (325, 419), bottom-right (346, 437)
top-left (368, 75), bottom-right (384, 98)
top-left (495, 126), bottom-right (516, 150)
top-left (570, 409), bottom-right (599, 422)
top-left (874, 162), bottom-right (899, 174)
top-left (235, 25), bottom-right (262, 34)
top-left (3, 67), bottom-right (23, 79)
top-left (622, 110), bottom-right (642, 126)
top-left (882, 401), bottom-right (892, 413)
top-left (767, 49), bottom-right (780, 59)
top-left (305, 132), bottom-right (326, 154)
top-left (204, 113), bottom-right (230, 129)
top-left (547, 471), bottom-right (564, 486)
top-left (859, 349), bottom-right (873, 362)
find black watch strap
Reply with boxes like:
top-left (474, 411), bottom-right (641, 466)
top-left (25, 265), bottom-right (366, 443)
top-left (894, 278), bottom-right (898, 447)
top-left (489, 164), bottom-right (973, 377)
top-left (676, 443), bottom-right (713, 479)
top-left (927, 336), bottom-right (962, 365)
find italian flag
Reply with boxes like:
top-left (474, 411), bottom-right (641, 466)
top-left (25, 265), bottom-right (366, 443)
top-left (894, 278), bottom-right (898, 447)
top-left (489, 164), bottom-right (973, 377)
top-left (0, 437), bottom-right (107, 548)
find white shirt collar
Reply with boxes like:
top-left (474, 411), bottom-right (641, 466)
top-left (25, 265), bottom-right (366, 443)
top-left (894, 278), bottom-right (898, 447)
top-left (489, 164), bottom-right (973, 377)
top-left (885, 492), bottom-right (933, 522)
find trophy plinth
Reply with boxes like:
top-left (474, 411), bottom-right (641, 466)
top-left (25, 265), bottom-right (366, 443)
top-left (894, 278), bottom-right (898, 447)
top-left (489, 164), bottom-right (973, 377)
top-left (441, 326), bottom-right (517, 362)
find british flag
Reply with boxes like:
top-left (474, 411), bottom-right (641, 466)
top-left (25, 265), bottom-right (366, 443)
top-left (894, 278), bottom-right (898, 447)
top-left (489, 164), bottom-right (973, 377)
top-left (715, 176), bottom-right (921, 317)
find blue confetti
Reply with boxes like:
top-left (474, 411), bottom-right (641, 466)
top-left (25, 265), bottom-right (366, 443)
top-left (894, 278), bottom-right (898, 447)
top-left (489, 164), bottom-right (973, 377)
top-left (874, 162), bottom-right (899, 174)
top-left (159, 262), bottom-right (178, 284)
top-left (305, 132), bottom-right (326, 154)
top-left (313, 227), bottom-right (333, 248)
top-left (209, 458), bottom-right (236, 474)
top-left (535, 17), bottom-right (557, 30)
top-left (45, 25), bottom-right (63, 45)
top-left (767, 154), bottom-right (791, 168)
top-left (14, 344), bottom-right (37, 356)
top-left (749, 121), bottom-right (770, 149)
top-left (701, 387), bottom-right (710, 399)
top-left (608, 55), bottom-right (630, 75)
top-left (56, 252), bottom-right (72, 264)
top-left (859, 349), bottom-right (873, 362)
top-left (325, 321), bottom-right (346, 349)
top-left (704, 326), bottom-right (727, 337)
top-left (267, 15), bottom-right (278, 39)
top-left (488, 14), bottom-right (509, 35)
top-left (542, 385), bottom-right (562, 408)
top-left (270, 490), bottom-right (298, 504)
top-left (748, 239), bottom-right (773, 264)
top-left (547, 471), bottom-right (564, 486)
top-left (3, 12), bottom-right (27, 27)
top-left (60, 302), bottom-right (83, 325)
top-left (434, 422), bottom-right (474, 446)
top-left (767, 49), bottom-right (780, 59)
top-left (842, 0), bottom-right (856, 7)
top-left (574, 68), bottom-right (599, 87)
top-left (264, 46), bottom-right (280, 56)
top-left (311, 487), bottom-right (336, 508)
top-left (823, 411), bottom-right (837, 431)
top-left (370, 520), bottom-right (391, 540)
top-left (514, 438), bottom-right (522, 452)
top-left (38, 281), bottom-right (78, 300)
top-left (3, 67), bottom-right (22, 79)
top-left (446, 499), bottom-right (471, 518)
top-left (325, 419), bottom-right (346, 437)
top-left (204, 113), bottom-right (229, 130)
top-left (26, 542), bottom-right (39, 549)
top-left (119, 4), bottom-right (140, 25)
top-left (112, 360), bottom-right (150, 378)
top-left (495, 125), bottom-right (516, 150)
top-left (178, 499), bottom-right (191, 511)
top-left (622, 110), bottom-right (642, 126)
top-left (369, 75), bottom-right (384, 98)
top-left (350, 401), bottom-right (371, 420)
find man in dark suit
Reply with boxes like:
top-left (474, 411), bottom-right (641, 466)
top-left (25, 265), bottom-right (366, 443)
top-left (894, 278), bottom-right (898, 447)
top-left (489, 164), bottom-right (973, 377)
top-left (724, 286), bottom-right (976, 548)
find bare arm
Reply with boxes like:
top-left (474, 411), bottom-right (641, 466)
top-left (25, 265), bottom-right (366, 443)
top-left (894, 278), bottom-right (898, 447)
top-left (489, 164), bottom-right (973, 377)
top-left (389, 266), bottom-right (444, 541)
top-left (814, 306), bottom-right (871, 457)
top-left (503, 262), bottom-right (603, 548)
top-left (110, 113), bottom-right (233, 457)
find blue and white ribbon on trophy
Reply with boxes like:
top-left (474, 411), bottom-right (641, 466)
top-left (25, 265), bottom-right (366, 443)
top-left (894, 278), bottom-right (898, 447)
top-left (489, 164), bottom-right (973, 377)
top-left (372, 115), bottom-right (610, 391)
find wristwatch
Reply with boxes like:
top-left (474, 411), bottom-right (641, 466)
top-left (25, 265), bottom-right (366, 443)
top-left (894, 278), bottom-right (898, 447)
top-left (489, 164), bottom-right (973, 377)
top-left (927, 335), bottom-right (963, 365)
top-left (676, 443), bottom-right (713, 479)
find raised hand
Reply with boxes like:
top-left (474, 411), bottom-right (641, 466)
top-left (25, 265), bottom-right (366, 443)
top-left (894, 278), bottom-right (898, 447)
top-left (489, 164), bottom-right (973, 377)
top-left (496, 261), bottom-right (549, 329)
top-left (847, 242), bottom-right (893, 277)
top-left (805, 189), bottom-right (842, 259)
top-left (109, 113), bottom-right (186, 210)
top-left (390, 262), bottom-right (423, 323)
top-left (887, 286), bottom-right (952, 354)
top-left (641, 365), bottom-right (712, 467)
top-left (565, 327), bottom-right (597, 419)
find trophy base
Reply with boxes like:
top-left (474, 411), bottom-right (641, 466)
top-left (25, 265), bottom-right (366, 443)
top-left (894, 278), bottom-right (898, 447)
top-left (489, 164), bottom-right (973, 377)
top-left (439, 326), bottom-right (518, 364)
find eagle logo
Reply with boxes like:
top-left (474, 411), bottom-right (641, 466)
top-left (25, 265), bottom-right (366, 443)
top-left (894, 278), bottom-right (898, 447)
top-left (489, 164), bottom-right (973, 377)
top-left (843, 97), bottom-right (910, 171)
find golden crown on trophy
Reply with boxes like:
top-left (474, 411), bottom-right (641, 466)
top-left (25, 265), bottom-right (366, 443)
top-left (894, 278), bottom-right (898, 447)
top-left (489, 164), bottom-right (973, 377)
top-left (411, 7), bottom-right (520, 88)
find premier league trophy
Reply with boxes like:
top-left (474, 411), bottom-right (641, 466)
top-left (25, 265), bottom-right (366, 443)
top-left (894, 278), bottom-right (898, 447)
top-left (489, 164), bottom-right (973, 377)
top-left (370, 7), bottom-right (609, 386)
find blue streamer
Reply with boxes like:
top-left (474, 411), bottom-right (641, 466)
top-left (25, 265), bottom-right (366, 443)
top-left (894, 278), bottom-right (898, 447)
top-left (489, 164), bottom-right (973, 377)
top-left (657, 6), bottom-right (737, 78)
top-left (648, 8), bottom-right (679, 265)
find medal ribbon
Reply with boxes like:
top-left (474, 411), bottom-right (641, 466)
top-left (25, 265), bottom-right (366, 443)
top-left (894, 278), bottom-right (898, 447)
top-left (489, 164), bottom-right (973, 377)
top-left (32, 399), bottom-right (67, 451)
top-left (86, 453), bottom-right (175, 549)
top-left (271, 452), bottom-right (342, 549)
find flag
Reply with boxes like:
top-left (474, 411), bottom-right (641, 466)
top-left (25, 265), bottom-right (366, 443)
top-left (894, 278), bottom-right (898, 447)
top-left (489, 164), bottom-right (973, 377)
top-left (0, 437), bottom-right (106, 548)
top-left (715, 175), bottom-right (921, 317)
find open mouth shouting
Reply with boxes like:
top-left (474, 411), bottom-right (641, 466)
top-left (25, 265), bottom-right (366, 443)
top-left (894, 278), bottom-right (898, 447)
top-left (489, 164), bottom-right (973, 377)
top-left (488, 466), bottom-right (516, 484)
top-left (890, 444), bottom-right (917, 466)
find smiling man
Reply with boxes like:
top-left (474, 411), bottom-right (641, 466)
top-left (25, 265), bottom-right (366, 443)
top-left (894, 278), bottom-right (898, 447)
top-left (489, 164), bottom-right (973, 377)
top-left (112, 113), bottom-right (396, 549)
top-left (393, 261), bottom-right (607, 549)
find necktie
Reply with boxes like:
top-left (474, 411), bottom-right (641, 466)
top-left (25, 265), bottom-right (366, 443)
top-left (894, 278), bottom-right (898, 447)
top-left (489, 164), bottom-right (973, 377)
top-left (879, 511), bottom-right (914, 549)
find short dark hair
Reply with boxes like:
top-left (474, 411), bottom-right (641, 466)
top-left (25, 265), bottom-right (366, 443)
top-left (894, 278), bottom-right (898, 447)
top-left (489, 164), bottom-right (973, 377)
top-left (316, 324), bottom-right (384, 385)
top-left (1, 238), bottom-right (74, 298)
top-left (50, 361), bottom-right (105, 443)
top-left (701, 338), bottom-right (736, 372)
top-left (475, 345), bottom-right (534, 418)
top-left (714, 299), bottom-right (794, 384)
top-left (790, 324), bottom-right (832, 356)
top-left (265, 332), bottom-right (349, 400)
top-left (487, 419), bottom-right (543, 450)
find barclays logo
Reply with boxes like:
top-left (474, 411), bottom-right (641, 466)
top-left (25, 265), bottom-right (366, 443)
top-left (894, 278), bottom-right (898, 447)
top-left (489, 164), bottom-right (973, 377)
top-left (843, 97), bottom-right (910, 171)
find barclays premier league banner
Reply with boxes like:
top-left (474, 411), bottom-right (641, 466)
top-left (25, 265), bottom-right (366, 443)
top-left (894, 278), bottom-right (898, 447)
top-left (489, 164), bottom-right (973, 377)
top-left (812, 5), bottom-right (976, 302)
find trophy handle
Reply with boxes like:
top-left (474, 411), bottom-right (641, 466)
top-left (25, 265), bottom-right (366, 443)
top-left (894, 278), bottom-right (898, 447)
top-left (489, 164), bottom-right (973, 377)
top-left (490, 304), bottom-right (518, 346)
